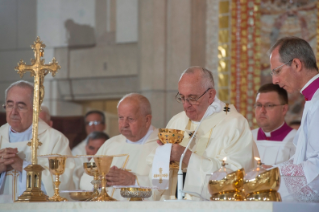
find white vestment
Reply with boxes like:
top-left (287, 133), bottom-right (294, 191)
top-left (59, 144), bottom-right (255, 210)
top-left (277, 74), bottom-right (319, 202)
top-left (152, 102), bottom-right (255, 200)
top-left (0, 119), bottom-right (75, 203)
top-left (80, 126), bottom-right (159, 200)
top-left (72, 138), bottom-right (88, 189)
top-left (252, 123), bottom-right (296, 165)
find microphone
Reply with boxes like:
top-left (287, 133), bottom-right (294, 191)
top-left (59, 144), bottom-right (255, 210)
top-left (177, 105), bottom-right (213, 200)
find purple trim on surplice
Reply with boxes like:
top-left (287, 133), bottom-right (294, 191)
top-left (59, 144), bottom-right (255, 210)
top-left (257, 122), bottom-right (293, 142)
top-left (302, 76), bottom-right (319, 101)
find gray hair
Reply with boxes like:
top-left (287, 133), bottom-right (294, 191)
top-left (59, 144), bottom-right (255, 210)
top-left (179, 66), bottom-right (215, 89)
top-left (86, 131), bottom-right (110, 145)
top-left (40, 105), bottom-right (51, 122)
top-left (5, 80), bottom-right (34, 104)
top-left (117, 93), bottom-right (152, 116)
top-left (269, 36), bottom-right (319, 72)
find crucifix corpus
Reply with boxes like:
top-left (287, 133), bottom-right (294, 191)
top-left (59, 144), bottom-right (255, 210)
top-left (15, 37), bottom-right (61, 202)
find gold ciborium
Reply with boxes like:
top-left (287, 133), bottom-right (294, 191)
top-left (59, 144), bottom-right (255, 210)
top-left (120, 187), bottom-right (152, 201)
top-left (91, 156), bottom-right (116, 201)
top-left (48, 156), bottom-right (68, 202)
top-left (83, 162), bottom-right (100, 200)
top-left (243, 167), bottom-right (281, 202)
top-left (208, 168), bottom-right (245, 201)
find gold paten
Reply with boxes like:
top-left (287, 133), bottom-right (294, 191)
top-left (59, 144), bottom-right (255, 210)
top-left (208, 168), bottom-right (245, 201)
top-left (69, 191), bottom-right (94, 201)
top-left (48, 156), bottom-right (68, 202)
top-left (16, 37), bottom-right (60, 202)
top-left (83, 162), bottom-right (100, 200)
top-left (243, 167), bottom-right (281, 202)
top-left (120, 187), bottom-right (152, 201)
top-left (92, 156), bottom-right (116, 201)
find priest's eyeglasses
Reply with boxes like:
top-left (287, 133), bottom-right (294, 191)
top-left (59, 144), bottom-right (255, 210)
top-left (270, 59), bottom-right (292, 76)
top-left (2, 104), bottom-right (28, 112)
top-left (254, 103), bottom-right (285, 110)
top-left (86, 121), bottom-right (103, 126)
top-left (175, 88), bottom-right (212, 105)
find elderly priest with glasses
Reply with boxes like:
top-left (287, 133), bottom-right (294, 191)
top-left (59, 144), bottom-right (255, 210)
top-left (151, 67), bottom-right (256, 200)
top-left (0, 80), bottom-right (74, 203)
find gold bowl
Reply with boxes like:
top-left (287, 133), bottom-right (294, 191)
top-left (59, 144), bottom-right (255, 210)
top-left (120, 187), bottom-right (152, 201)
top-left (208, 168), bottom-right (245, 201)
top-left (69, 191), bottom-right (94, 201)
top-left (243, 167), bottom-right (281, 201)
top-left (158, 128), bottom-right (184, 144)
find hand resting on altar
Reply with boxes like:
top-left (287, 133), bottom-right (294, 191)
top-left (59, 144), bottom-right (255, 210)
top-left (0, 148), bottom-right (23, 172)
top-left (106, 166), bottom-right (136, 186)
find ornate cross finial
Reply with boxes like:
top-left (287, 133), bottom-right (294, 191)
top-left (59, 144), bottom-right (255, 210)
top-left (154, 168), bottom-right (168, 183)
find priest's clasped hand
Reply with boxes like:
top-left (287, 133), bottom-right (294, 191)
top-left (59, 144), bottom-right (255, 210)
top-left (105, 166), bottom-right (136, 186)
top-left (156, 140), bottom-right (192, 166)
top-left (0, 148), bottom-right (23, 173)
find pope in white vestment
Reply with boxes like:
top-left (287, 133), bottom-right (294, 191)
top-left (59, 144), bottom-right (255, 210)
top-left (150, 67), bottom-right (255, 200)
top-left (0, 119), bottom-right (75, 203)
top-left (252, 123), bottom-right (296, 165)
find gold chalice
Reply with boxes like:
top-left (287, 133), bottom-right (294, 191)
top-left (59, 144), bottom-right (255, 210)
top-left (48, 156), bottom-right (68, 202)
top-left (208, 168), bottom-right (245, 201)
top-left (83, 162), bottom-right (100, 200)
top-left (120, 187), bottom-right (152, 201)
top-left (158, 128), bottom-right (185, 169)
top-left (243, 167), bottom-right (281, 201)
top-left (91, 156), bottom-right (116, 201)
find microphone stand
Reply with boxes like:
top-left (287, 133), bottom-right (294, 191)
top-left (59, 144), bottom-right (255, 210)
top-left (177, 106), bottom-right (211, 200)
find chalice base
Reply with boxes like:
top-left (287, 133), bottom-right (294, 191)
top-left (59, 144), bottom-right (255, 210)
top-left (210, 191), bottom-right (244, 201)
top-left (86, 190), bottom-right (100, 201)
top-left (49, 194), bottom-right (68, 202)
top-left (91, 192), bottom-right (117, 201)
top-left (245, 190), bottom-right (281, 202)
top-left (129, 197), bottom-right (143, 201)
top-left (16, 190), bottom-right (49, 202)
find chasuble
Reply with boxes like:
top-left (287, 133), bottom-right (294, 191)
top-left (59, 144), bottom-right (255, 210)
top-left (152, 103), bottom-right (255, 200)
top-left (80, 127), bottom-right (158, 200)
top-left (0, 119), bottom-right (75, 203)
top-left (252, 123), bottom-right (296, 165)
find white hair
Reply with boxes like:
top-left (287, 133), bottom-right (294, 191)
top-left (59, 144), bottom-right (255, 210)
top-left (117, 93), bottom-right (152, 116)
top-left (5, 80), bottom-right (34, 104)
top-left (179, 66), bottom-right (215, 89)
top-left (40, 105), bottom-right (51, 122)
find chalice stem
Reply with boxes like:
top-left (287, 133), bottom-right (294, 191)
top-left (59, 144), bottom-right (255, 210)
top-left (54, 175), bottom-right (60, 196)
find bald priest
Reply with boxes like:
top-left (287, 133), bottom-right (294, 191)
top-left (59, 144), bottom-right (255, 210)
top-left (0, 80), bottom-right (75, 203)
top-left (80, 93), bottom-right (159, 200)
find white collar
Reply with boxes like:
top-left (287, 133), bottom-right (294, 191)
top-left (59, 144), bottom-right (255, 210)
top-left (126, 125), bottom-right (154, 145)
top-left (300, 74), bottom-right (319, 93)
top-left (263, 122), bottom-right (284, 137)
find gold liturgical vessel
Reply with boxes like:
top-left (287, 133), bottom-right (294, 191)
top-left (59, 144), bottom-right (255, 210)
top-left (16, 37), bottom-right (61, 202)
top-left (208, 159), bottom-right (245, 201)
top-left (120, 187), bottom-right (152, 201)
top-left (92, 156), bottom-right (116, 201)
top-left (243, 158), bottom-right (281, 201)
top-left (48, 156), bottom-right (68, 201)
top-left (83, 162), bottom-right (100, 200)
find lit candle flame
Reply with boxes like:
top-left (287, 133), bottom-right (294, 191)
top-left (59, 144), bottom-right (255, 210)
top-left (223, 157), bottom-right (227, 161)
top-left (254, 157), bottom-right (260, 161)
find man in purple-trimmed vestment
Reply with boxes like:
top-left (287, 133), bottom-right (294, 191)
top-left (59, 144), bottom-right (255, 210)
top-left (252, 83), bottom-right (296, 165)
top-left (269, 36), bottom-right (319, 202)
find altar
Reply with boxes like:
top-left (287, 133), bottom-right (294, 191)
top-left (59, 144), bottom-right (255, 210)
top-left (1, 201), bottom-right (318, 212)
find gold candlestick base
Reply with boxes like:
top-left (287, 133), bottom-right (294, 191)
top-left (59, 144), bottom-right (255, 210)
top-left (91, 192), bottom-right (117, 201)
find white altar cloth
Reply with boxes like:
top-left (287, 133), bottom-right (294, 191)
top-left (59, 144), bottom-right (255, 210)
top-left (0, 201), bottom-right (318, 212)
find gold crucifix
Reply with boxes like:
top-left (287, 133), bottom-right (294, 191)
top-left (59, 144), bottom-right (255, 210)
top-left (154, 168), bottom-right (168, 184)
top-left (15, 37), bottom-right (61, 202)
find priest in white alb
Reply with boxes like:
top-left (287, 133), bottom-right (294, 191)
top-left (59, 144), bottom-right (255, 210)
top-left (0, 80), bottom-right (75, 203)
top-left (252, 83), bottom-right (296, 165)
top-left (80, 93), bottom-right (159, 200)
top-left (151, 67), bottom-right (256, 200)
top-left (270, 37), bottom-right (319, 201)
